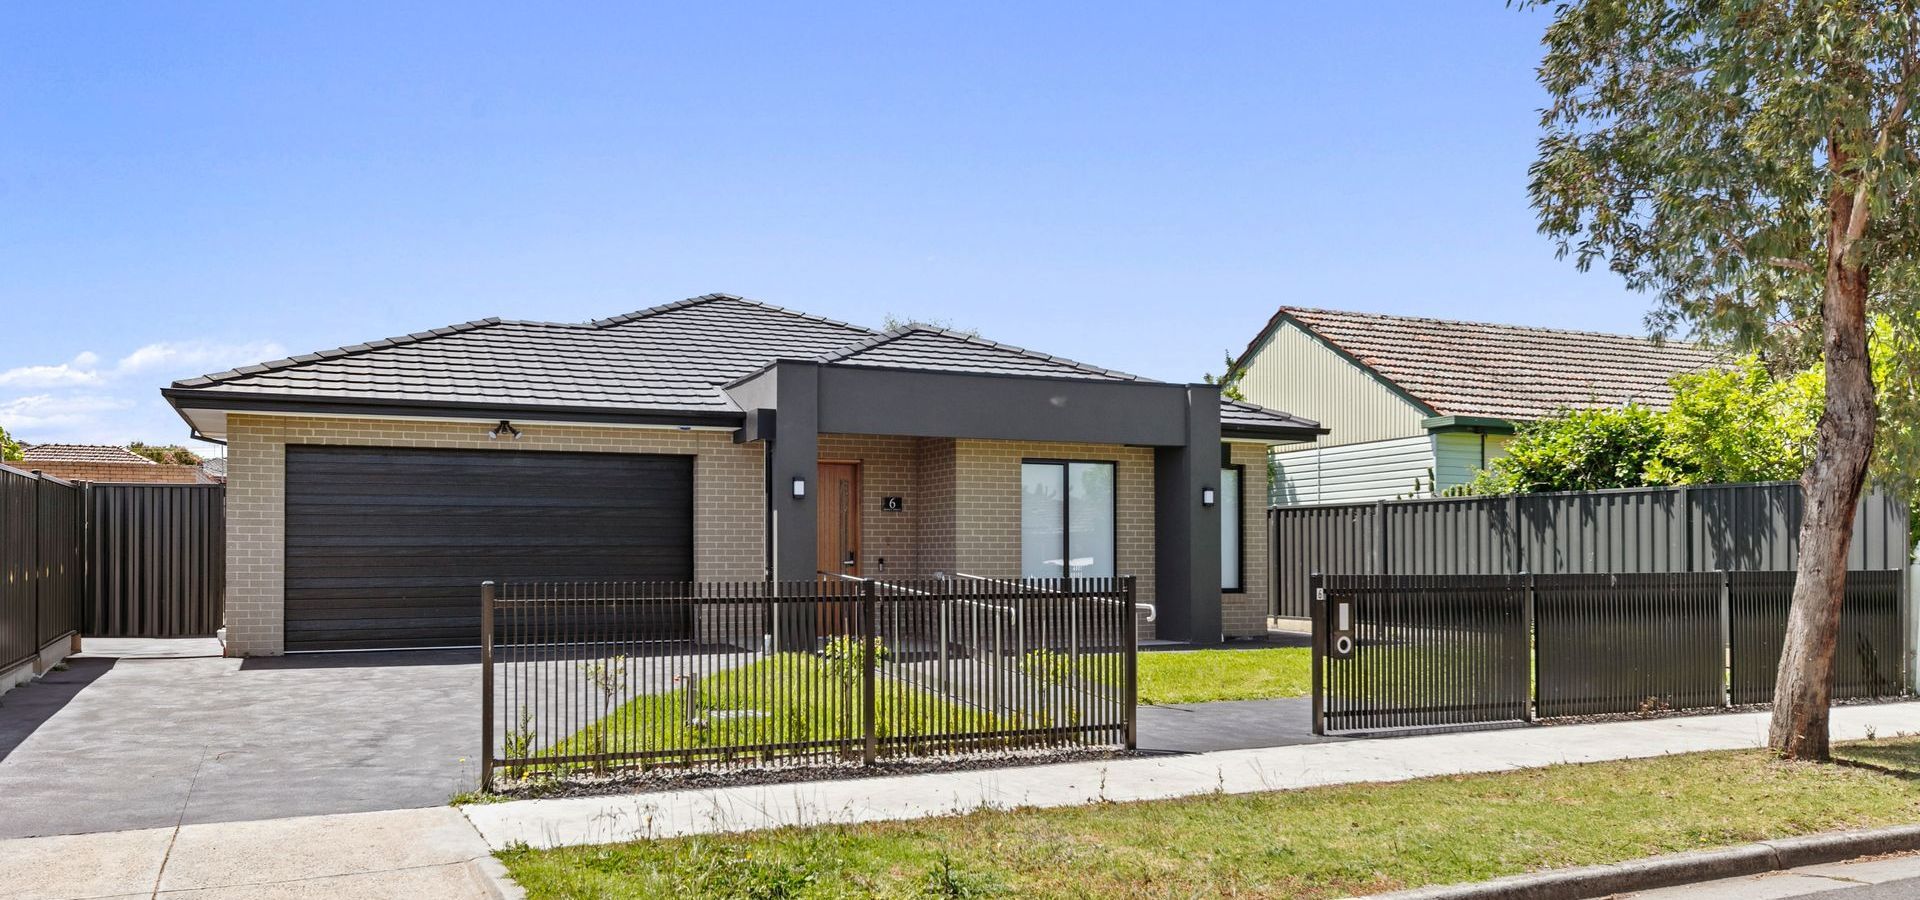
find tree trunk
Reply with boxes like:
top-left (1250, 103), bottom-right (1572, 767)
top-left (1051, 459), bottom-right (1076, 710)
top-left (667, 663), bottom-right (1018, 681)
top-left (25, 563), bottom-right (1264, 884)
top-left (1766, 167), bottom-right (1879, 762)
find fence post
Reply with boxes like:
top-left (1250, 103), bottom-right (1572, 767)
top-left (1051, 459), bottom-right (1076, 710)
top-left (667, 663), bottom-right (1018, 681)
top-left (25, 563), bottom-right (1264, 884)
top-left (1122, 575), bottom-right (1138, 750)
top-left (1373, 500), bottom-right (1388, 576)
top-left (1719, 570), bottom-right (1733, 707)
top-left (480, 581), bottom-right (496, 792)
top-left (1522, 573), bottom-right (1536, 723)
top-left (1508, 493), bottom-right (1525, 574)
top-left (1310, 573), bottom-right (1325, 736)
top-left (860, 579), bottom-right (877, 766)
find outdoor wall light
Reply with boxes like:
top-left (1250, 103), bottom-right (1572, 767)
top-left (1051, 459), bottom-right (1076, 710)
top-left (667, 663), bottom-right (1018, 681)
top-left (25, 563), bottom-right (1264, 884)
top-left (489, 420), bottom-right (523, 441)
top-left (1201, 487), bottom-right (1217, 507)
top-left (792, 477), bottom-right (807, 499)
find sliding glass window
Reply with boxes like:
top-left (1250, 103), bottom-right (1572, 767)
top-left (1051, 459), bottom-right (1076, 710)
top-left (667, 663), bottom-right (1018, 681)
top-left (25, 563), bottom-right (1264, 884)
top-left (1020, 460), bottom-right (1116, 579)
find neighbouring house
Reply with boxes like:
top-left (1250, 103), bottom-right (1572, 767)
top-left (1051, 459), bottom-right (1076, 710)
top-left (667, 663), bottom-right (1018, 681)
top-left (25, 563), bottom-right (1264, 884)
top-left (17, 443), bottom-right (212, 484)
top-left (198, 456), bottom-right (227, 483)
top-left (163, 294), bottom-right (1323, 656)
top-left (1231, 306), bottom-right (1723, 506)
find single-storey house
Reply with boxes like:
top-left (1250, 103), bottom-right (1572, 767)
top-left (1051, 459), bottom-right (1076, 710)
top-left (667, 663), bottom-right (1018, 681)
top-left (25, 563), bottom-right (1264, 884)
top-left (1230, 306), bottom-right (1723, 505)
top-left (17, 444), bottom-right (213, 484)
top-left (164, 294), bottom-right (1323, 655)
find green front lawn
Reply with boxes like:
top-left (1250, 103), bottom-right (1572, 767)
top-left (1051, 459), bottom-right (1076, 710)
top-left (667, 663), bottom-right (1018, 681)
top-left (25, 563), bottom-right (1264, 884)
top-left (1136, 647), bottom-right (1311, 704)
top-left (510, 650), bottom-right (1005, 778)
top-left (500, 737), bottom-right (1920, 899)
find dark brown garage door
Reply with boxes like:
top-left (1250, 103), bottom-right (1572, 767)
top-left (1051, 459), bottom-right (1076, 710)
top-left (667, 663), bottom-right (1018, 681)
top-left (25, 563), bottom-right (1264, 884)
top-left (284, 446), bottom-right (695, 651)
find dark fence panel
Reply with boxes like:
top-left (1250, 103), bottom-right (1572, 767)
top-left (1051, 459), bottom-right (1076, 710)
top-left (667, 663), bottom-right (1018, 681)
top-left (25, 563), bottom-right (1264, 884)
top-left (1314, 574), bottom-right (1531, 733)
top-left (83, 483), bottom-right (226, 637)
top-left (1271, 482), bottom-right (1911, 618)
top-left (1316, 569), bottom-right (1907, 734)
top-left (1, 465), bottom-right (84, 671)
top-left (482, 576), bottom-right (1137, 788)
top-left (1534, 572), bottom-right (1723, 717)
top-left (1729, 570), bottom-right (1904, 705)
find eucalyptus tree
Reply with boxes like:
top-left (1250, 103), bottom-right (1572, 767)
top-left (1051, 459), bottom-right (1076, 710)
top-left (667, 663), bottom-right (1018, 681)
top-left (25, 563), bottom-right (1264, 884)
top-left (1526, 0), bottom-right (1919, 758)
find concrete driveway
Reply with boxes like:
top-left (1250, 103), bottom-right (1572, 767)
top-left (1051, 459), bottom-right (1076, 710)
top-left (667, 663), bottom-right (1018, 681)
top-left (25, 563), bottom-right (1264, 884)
top-left (0, 639), bottom-right (481, 840)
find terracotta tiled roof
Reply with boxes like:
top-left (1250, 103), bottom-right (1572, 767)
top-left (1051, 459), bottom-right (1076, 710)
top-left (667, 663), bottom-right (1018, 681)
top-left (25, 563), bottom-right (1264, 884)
top-left (1253, 307), bottom-right (1727, 421)
top-left (19, 444), bottom-right (156, 465)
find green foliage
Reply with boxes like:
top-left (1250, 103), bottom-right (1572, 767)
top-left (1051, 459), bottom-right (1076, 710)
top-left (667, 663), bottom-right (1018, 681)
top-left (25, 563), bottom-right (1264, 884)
top-left (1652, 358), bottom-right (1823, 485)
top-left (1467, 405), bottom-right (1674, 494)
top-left (1203, 351), bottom-right (1248, 402)
top-left (1871, 314), bottom-right (1920, 521)
top-left (881, 313), bottom-right (973, 336)
top-left (0, 425), bottom-right (19, 462)
top-left (1526, 0), bottom-right (1920, 361)
top-left (820, 636), bottom-right (889, 686)
top-left (126, 442), bottom-right (202, 465)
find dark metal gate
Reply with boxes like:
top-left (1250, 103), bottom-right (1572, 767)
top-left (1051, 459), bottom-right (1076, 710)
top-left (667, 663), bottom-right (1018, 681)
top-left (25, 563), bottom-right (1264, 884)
top-left (1311, 574), bottom-right (1531, 733)
top-left (1314, 570), bottom-right (1910, 735)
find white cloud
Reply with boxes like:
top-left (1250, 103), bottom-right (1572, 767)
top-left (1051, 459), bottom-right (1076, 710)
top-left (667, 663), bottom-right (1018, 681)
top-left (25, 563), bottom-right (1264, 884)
top-left (0, 353), bottom-right (108, 388)
top-left (1, 338), bottom-right (285, 446)
top-left (0, 394), bottom-right (136, 432)
top-left (115, 340), bottom-right (287, 375)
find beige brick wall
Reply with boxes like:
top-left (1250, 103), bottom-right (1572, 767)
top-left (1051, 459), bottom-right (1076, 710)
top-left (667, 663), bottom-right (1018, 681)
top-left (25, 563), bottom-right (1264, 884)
top-left (223, 414), bottom-right (765, 657)
top-left (1223, 440), bottom-right (1271, 638)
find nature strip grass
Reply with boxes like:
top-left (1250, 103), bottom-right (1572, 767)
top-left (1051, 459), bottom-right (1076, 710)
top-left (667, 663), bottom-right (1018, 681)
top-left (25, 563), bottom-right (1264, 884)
top-left (499, 736), bottom-right (1920, 899)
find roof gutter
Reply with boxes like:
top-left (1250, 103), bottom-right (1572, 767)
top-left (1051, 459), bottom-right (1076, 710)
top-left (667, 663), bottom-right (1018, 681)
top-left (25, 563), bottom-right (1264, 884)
top-left (162, 388), bottom-right (748, 431)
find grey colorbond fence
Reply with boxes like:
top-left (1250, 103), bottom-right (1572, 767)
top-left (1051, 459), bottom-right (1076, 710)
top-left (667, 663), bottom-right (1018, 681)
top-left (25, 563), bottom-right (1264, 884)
top-left (1272, 482), bottom-right (1911, 618)
top-left (481, 576), bottom-right (1138, 788)
top-left (84, 483), bottom-right (226, 636)
top-left (1313, 570), bottom-right (1908, 735)
top-left (1, 466), bottom-right (84, 672)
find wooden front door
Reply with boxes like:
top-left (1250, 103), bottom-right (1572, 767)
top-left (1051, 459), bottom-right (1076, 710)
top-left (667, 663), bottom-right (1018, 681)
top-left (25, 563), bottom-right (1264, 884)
top-left (816, 462), bottom-right (861, 635)
top-left (817, 462), bottom-right (861, 578)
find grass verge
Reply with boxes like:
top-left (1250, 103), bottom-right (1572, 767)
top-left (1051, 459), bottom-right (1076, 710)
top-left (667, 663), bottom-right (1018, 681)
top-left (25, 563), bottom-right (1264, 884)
top-left (499, 736), bottom-right (1920, 899)
top-left (1137, 647), bottom-right (1310, 705)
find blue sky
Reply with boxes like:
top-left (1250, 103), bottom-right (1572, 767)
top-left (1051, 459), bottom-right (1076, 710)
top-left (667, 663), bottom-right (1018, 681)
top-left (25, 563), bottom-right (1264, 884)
top-left (0, 2), bottom-right (1652, 448)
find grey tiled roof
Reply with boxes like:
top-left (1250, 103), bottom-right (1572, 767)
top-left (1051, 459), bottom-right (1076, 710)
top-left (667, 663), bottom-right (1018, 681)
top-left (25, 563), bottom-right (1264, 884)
top-left (172, 295), bottom-right (878, 414)
top-left (1260, 307), bottom-right (1726, 421)
top-left (171, 293), bottom-right (1321, 436)
top-left (1221, 399), bottom-right (1322, 434)
top-left (819, 327), bottom-right (1145, 381)
top-left (20, 444), bottom-right (155, 465)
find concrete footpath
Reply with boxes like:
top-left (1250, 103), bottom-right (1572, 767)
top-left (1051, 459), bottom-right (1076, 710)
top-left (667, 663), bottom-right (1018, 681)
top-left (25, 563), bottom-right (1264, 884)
top-left (1619, 851), bottom-right (1920, 898)
top-left (0, 807), bottom-right (517, 900)
top-left (463, 701), bottom-right (1920, 850)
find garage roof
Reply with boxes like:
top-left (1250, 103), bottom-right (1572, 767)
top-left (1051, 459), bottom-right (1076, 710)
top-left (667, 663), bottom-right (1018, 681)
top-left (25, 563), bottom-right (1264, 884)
top-left (166, 294), bottom-right (1321, 439)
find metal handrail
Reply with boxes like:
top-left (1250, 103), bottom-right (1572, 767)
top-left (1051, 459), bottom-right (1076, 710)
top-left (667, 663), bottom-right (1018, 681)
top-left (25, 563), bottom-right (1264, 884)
top-left (817, 571), bottom-right (937, 597)
top-left (952, 572), bottom-right (1155, 622)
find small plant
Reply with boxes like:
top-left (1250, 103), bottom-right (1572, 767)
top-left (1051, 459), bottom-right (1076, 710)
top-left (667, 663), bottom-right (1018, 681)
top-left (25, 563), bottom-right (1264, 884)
top-left (502, 707), bottom-right (536, 780)
top-left (821, 635), bottom-right (890, 685)
top-left (578, 655), bottom-right (630, 772)
top-left (1865, 725), bottom-right (1879, 742)
top-left (920, 852), bottom-right (1005, 899)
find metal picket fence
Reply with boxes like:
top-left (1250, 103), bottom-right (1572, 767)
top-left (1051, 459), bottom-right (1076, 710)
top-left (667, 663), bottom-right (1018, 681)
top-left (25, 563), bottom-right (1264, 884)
top-left (481, 576), bottom-right (1138, 788)
top-left (1313, 569), bottom-right (1909, 735)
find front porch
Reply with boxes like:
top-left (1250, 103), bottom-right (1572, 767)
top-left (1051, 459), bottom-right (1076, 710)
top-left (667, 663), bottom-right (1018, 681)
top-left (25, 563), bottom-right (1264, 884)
top-left (728, 358), bottom-right (1299, 643)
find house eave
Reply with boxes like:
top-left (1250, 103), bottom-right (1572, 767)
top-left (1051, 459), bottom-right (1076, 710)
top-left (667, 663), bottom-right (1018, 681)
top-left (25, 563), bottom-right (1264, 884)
top-left (1421, 415), bottom-right (1517, 434)
top-left (162, 388), bottom-right (746, 439)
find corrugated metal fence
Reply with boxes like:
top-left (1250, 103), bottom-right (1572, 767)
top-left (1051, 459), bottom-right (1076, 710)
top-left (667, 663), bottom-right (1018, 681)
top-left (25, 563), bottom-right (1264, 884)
top-left (1313, 569), bottom-right (1907, 734)
top-left (1, 465), bottom-right (225, 664)
top-left (84, 483), bottom-right (226, 636)
top-left (1, 466), bottom-right (84, 671)
top-left (1271, 482), bottom-right (1911, 618)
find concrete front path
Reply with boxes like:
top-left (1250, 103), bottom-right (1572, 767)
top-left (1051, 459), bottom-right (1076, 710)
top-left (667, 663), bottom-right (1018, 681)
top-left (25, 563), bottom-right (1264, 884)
top-left (463, 700), bottom-right (1920, 850)
top-left (0, 640), bottom-right (482, 840)
top-left (0, 807), bottom-right (514, 900)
